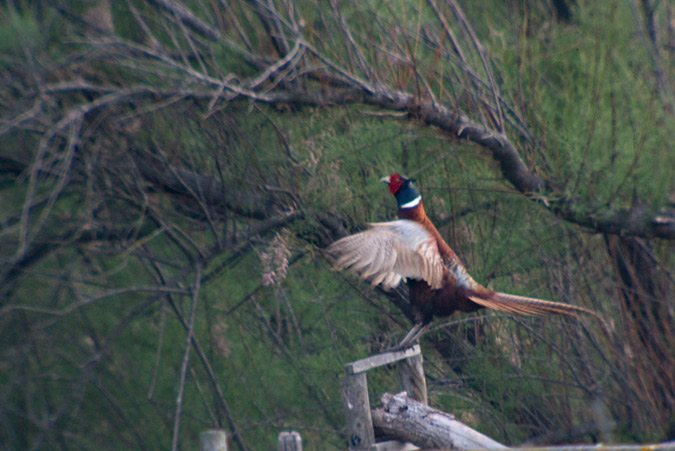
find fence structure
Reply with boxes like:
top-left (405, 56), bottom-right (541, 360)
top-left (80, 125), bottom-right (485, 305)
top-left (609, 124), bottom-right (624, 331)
top-left (341, 344), bottom-right (426, 450)
top-left (338, 346), bottom-right (675, 451)
top-left (340, 344), bottom-right (508, 450)
top-left (199, 345), bottom-right (675, 450)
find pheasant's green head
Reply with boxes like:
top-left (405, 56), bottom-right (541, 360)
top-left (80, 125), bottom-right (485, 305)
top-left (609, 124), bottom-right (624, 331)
top-left (381, 173), bottom-right (421, 209)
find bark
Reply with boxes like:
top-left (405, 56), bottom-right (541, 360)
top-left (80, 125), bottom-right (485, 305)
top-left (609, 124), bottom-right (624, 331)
top-left (237, 86), bottom-right (675, 239)
top-left (372, 392), bottom-right (509, 449)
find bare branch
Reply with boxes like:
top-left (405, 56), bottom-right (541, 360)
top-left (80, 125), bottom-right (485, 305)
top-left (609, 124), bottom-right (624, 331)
top-left (248, 39), bottom-right (304, 89)
top-left (329, 0), bottom-right (379, 83)
top-left (449, 1), bottom-right (504, 128)
top-left (147, 0), bottom-right (221, 41)
top-left (171, 262), bottom-right (201, 451)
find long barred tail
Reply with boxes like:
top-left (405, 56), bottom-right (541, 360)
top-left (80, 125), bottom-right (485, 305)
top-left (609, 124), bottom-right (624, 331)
top-left (468, 292), bottom-right (592, 316)
top-left (468, 291), bottom-right (610, 335)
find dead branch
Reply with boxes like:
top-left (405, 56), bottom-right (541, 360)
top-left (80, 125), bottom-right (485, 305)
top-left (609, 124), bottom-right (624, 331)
top-left (147, 0), bottom-right (221, 41)
top-left (372, 392), bottom-right (509, 449)
top-left (171, 262), bottom-right (201, 451)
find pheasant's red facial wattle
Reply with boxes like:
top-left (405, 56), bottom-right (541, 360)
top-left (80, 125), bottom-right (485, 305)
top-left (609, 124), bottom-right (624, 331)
top-left (388, 173), bottom-right (405, 194)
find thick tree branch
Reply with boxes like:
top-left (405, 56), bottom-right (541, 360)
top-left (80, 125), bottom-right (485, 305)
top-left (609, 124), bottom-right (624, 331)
top-left (211, 85), bottom-right (675, 239)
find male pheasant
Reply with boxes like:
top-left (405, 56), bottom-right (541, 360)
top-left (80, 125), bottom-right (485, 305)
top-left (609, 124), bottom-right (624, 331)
top-left (328, 173), bottom-right (599, 350)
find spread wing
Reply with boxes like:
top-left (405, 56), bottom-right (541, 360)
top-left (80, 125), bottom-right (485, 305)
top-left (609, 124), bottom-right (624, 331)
top-left (327, 220), bottom-right (444, 290)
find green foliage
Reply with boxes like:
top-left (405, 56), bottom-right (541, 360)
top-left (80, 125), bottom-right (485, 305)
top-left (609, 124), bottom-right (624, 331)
top-left (494, 1), bottom-right (674, 210)
top-left (0, 8), bottom-right (39, 55)
top-left (1, 0), bottom-right (673, 449)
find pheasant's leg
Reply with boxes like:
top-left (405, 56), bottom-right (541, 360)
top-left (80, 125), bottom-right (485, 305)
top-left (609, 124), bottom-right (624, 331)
top-left (397, 323), bottom-right (421, 348)
top-left (398, 323), bottom-right (431, 348)
top-left (381, 324), bottom-right (419, 353)
top-left (382, 322), bottom-right (431, 353)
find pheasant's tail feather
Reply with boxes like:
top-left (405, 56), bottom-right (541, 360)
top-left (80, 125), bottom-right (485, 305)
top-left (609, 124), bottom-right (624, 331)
top-left (469, 292), bottom-right (593, 317)
top-left (468, 292), bottom-right (611, 335)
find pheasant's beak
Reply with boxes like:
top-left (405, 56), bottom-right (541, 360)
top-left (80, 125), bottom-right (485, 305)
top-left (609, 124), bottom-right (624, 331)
top-left (380, 176), bottom-right (390, 184)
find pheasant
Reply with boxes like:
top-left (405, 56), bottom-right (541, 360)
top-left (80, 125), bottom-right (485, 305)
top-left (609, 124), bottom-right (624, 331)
top-left (328, 173), bottom-right (600, 350)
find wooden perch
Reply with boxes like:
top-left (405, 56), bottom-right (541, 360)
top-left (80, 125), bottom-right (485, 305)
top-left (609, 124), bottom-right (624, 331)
top-left (341, 345), bottom-right (424, 449)
top-left (345, 345), bottom-right (422, 375)
top-left (372, 392), bottom-right (509, 450)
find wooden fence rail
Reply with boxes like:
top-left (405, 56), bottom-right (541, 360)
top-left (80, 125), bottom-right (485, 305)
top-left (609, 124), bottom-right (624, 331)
top-left (199, 346), bottom-right (675, 450)
top-left (341, 344), bottom-right (447, 450)
top-left (338, 346), bottom-right (675, 450)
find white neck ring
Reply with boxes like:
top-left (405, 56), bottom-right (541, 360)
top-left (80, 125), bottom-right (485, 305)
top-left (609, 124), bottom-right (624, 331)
top-left (399, 195), bottom-right (421, 209)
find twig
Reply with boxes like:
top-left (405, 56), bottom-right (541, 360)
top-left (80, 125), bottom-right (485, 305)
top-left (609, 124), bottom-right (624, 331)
top-left (329, 0), bottom-right (379, 82)
top-left (248, 0), bottom-right (291, 57)
top-left (426, 0), bottom-right (466, 63)
top-left (0, 285), bottom-right (189, 318)
top-left (147, 0), bottom-right (221, 41)
top-left (165, 288), bottom-right (249, 451)
top-left (147, 299), bottom-right (167, 400)
top-left (218, 0), bottom-right (253, 51)
top-left (302, 39), bottom-right (378, 94)
top-left (28, 295), bottom-right (161, 450)
top-left (445, 0), bottom-right (504, 133)
top-left (20, 111), bottom-right (81, 261)
top-left (248, 39), bottom-right (304, 89)
top-left (171, 262), bottom-right (201, 451)
top-left (126, 0), bottom-right (162, 49)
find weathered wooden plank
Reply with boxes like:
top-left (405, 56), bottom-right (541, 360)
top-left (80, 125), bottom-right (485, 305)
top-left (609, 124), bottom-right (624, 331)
top-left (397, 352), bottom-right (427, 405)
top-left (199, 429), bottom-right (227, 451)
top-left (341, 372), bottom-right (375, 449)
top-left (372, 392), bottom-right (508, 450)
top-left (345, 345), bottom-right (421, 375)
top-left (278, 430), bottom-right (302, 451)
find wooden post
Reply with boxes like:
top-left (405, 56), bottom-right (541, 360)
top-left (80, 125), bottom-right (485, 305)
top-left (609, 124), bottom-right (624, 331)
top-left (398, 352), bottom-right (427, 405)
top-left (341, 372), bottom-right (375, 450)
top-left (342, 346), bottom-right (423, 450)
top-left (200, 429), bottom-right (227, 451)
top-left (278, 431), bottom-right (303, 451)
